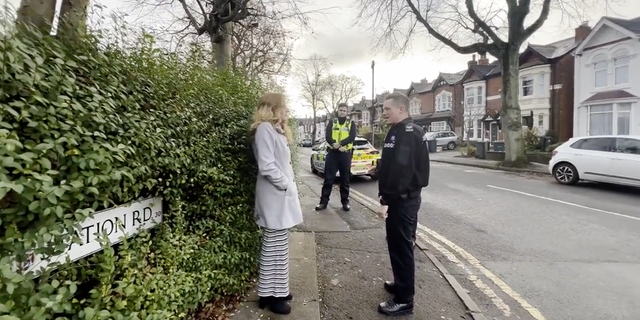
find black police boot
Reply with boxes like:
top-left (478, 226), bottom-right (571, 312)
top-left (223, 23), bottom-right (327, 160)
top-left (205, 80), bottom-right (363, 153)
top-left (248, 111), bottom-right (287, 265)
top-left (342, 203), bottom-right (351, 211)
top-left (315, 203), bottom-right (328, 211)
top-left (377, 299), bottom-right (414, 316)
top-left (258, 296), bottom-right (292, 315)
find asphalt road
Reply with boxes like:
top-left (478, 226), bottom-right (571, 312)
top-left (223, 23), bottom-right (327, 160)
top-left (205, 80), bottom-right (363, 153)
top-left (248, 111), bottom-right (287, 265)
top-left (298, 147), bottom-right (640, 320)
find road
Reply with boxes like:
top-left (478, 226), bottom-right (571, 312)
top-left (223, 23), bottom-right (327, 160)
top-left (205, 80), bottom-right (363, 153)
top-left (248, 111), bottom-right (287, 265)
top-left (298, 147), bottom-right (640, 320)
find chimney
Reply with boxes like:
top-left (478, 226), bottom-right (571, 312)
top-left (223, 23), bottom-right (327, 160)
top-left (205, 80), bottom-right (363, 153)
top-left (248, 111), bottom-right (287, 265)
top-left (478, 54), bottom-right (489, 65)
top-left (575, 21), bottom-right (591, 42)
top-left (468, 54), bottom-right (478, 68)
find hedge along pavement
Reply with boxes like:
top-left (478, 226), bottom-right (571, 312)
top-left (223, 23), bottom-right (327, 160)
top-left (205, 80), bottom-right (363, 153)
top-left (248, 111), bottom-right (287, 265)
top-left (0, 26), bottom-right (276, 319)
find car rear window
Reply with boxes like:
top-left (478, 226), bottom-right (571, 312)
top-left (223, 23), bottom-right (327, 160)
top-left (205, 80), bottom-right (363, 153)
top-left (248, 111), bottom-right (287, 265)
top-left (353, 140), bottom-right (373, 149)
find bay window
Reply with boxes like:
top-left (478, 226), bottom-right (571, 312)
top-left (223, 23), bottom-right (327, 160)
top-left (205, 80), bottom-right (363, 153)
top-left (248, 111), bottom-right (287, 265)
top-left (476, 86), bottom-right (483, 104)
top-left (521, 76), bottom-right (534, 96)
top-left (436, 92), bottom-right (452, 111)
top-left (466, 87), bottom-right (475, 106)
top-left (429, 121), bottom-right (447, 132)
top-left (588, 103), bottom-right (632, 136)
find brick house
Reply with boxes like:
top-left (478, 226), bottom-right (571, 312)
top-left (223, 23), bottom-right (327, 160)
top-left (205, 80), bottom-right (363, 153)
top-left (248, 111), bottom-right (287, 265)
top-left (516, 23), bottom-right (591, 141)
top-left (460, 54), bottom-right (499, 141)
top-left (428, 71), bottom-right (466, 134)
top-left (407, 79), bottom-right (434, 129)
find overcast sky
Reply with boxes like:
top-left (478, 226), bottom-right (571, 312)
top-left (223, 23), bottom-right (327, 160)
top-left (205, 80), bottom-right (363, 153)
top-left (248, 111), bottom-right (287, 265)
top-left (3, 0), bottom-right (640, 117)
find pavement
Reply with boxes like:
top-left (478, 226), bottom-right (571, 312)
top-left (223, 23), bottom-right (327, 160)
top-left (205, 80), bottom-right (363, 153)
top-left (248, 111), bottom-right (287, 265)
top-left (429, 150), bottom-right (550, 175)
top-left (294, 147), bottom-right (640, 320)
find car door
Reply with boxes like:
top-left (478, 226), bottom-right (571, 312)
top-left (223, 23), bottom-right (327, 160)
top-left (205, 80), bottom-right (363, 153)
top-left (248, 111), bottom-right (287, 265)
top-left (314, 142), bottom-right (328, 172)
top-left (612, 137), bottom-right (640, 185)
top-left (570, 137), bottom-right (616, 182)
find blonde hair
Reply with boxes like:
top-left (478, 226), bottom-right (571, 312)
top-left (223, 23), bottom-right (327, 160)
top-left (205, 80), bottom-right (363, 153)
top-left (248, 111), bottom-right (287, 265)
top-left (249, 93), bottom-right (293, 143)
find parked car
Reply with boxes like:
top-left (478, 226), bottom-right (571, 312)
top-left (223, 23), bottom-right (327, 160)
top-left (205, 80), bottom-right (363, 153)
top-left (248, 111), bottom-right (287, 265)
top-left (549, 135), bottom-right (640, 187)
top-left (423, 131), bottom-right (459, 150)
top-left (310, 137), bottom-right (380, 180)
top-left (299, 138), bottom-right (313, 147)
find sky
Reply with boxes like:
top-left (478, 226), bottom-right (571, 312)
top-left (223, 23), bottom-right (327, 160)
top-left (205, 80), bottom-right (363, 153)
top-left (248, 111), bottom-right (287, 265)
top-left (3, 0), bottom-right (640, 118)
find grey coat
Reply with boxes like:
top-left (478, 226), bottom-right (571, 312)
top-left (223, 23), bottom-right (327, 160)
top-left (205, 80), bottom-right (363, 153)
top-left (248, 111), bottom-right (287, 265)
top-left (252, 122), bottom-right (303, 230)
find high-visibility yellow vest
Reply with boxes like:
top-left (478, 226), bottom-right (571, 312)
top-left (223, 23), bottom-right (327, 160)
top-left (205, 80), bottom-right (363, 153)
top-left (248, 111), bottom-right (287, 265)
top-left (331, 118), bottom-right (353, 150)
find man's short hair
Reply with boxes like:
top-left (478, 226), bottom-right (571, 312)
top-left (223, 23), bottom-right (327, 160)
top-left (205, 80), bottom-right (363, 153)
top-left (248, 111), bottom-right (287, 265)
top-left (385, 92), bottom-right (410, 110)
top-left (337, 103), bottom-right (348, 110)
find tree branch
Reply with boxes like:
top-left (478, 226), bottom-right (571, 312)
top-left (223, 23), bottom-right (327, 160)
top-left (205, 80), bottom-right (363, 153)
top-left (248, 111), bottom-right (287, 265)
top-left (521, 0), bottom-right (552, 39)
top-left (177, 0), bottom-right (208, 35)
top-left (405, 0), bottom-right (499, 55)
top-left (464, 0), bottom-right (503, 45)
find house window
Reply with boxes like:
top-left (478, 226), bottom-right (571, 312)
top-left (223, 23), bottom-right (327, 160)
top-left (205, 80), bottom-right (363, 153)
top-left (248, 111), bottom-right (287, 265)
top-left (409, 99), bottom-right (421, 115)
top-left (588, 103), bottom-right (632, 136)
top-left (436, 92), bottom-right (452, 111)
top-left (476, 86), bottom-right (483, 104)
top-left (536, 73), bottom-right (545, 96)
top-left (475, 119), bottom-right (482, 139)
top-left (613, 49), bottom-right (629, 85)
top-left (521, 76), bottom-right (534, 96)
top-left (466, 87), bottom-right (475, 106)
top-left (538, 114), bottom-right (544, 127)
top-left (593, 53), bottom-right (608, 88)
top-left (429, 121), bottom-right (447, 132)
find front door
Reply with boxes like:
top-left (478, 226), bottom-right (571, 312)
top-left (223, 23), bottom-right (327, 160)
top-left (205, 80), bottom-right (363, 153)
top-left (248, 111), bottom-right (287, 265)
top-left (490, 123), bottom-right (498, 141)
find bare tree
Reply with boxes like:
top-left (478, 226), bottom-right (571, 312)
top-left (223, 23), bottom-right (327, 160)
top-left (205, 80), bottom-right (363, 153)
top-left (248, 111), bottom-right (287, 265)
top-left (230, 12), bottom-right (293, 81)
top-left (295, 54), bottom-right (330, 144)
top-left (320, 74), bottom-right (365, 116)
top-left (462, 102), bottom-right (486, 155)
top-left (355, 0), bottom-right (610, 167)
top-left (130, 0), bottom-right (316, 70)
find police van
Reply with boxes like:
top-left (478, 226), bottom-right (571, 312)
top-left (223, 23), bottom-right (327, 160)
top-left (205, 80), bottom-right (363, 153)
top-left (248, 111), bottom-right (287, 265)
top-left (310, 137), bottom-right (380, 180)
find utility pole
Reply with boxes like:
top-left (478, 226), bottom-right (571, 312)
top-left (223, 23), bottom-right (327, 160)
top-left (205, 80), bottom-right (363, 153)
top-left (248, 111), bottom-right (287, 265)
top-left (371, 60), bottom-right (375, 146)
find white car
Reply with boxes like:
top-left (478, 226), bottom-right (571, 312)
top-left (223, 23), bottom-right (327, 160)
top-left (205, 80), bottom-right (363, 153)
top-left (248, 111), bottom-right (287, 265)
top-left (423, 131), bottom-right (459, 150)
top-left (549, 135), bottom-right (640, 187)
top-left (310, 137), bottom-right (380, 179)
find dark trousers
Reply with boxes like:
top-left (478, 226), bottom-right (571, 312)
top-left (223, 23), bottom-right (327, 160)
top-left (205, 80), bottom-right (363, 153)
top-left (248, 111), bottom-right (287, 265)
top-left (385, 195), bottom-right (421, 303)
top-left (320, 151), bottom-right (352, 205)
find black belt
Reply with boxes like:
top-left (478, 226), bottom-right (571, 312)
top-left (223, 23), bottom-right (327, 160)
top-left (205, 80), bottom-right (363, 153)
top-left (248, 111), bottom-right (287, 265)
top-left (381, 190), bottom-right (420, 202)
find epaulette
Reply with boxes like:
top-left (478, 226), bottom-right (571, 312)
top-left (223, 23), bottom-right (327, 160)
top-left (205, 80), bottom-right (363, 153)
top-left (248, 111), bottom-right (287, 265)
top-left (405, 124), bottom-right (413, 132)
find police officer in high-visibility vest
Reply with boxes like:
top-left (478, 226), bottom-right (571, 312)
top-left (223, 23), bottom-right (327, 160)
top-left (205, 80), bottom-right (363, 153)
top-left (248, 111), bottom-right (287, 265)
top-left (316, 103), bottom-right (357, 211)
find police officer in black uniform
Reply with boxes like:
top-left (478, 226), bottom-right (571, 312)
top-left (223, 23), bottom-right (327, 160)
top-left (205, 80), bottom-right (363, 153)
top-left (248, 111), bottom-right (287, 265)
top-left (316, 103), bottom-right (357, 211)
top-left (376, 92), bottom-right (430, 316)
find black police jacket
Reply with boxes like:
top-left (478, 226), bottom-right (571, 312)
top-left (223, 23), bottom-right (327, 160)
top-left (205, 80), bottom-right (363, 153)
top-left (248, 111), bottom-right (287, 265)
top-left (377, 117), bottom-right (430, 202)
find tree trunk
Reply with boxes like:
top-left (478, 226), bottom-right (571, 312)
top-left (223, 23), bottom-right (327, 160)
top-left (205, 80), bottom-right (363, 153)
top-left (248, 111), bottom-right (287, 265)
top-left (15, 0), bottom-right (57, 34)
top-left (215, 23), bottom-right (233, 70)
top-left (58, 0), bottom-right (89, 40)
top-left (312, 100), bottom-right (317, 144)
top-left (500, 46), bottom-right (528, 167)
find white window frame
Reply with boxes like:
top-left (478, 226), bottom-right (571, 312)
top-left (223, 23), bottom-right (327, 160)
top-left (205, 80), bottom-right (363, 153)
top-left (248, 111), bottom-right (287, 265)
top-left (436, 91), bottom-right (452, 112)
top-left (613, 49), bottom-right (630, 85)
top-left (429, 121), bottom-right (447, 132)
top-left (521, 75), bottom-right (534, 97)
top-left (409, 98), bottom-right (421, 115)
top-left (465, 87), bottom-right (475, 106)
top-left (587, 103), bottom-right (633, 136)
top-left (593, 53), bottom-right (608, 88)
top-left (476, 86), bottom-right (484, 105)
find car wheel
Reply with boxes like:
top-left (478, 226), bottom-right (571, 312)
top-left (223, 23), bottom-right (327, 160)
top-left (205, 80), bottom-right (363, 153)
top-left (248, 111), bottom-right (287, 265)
top-left (310, 159), bottom-right (318, 174)
top-left (553, 162), bottom-right (579, 185)
top-left (447, 141), bottom-right (456, 150)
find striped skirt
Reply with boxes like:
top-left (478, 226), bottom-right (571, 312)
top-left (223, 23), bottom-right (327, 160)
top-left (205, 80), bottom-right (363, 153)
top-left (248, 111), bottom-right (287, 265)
top-left (257, 228), bottom-right (290, 298)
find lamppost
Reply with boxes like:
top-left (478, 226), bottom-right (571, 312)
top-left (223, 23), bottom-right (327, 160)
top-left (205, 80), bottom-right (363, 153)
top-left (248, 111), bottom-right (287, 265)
top-left (371, 60), bottom-right (375, 146)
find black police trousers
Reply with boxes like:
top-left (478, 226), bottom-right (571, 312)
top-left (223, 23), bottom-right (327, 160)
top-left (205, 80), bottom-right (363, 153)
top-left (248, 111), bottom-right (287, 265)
top-left (386, 195), bottom-right (421, 303)
top-left (320, 150), bottom-right (352, 205)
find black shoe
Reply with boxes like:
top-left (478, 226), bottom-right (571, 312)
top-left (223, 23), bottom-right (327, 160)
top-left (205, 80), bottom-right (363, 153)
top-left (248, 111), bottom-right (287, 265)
top-left (315, 203), bottom-right (328, 211)
top-left (383, 281), bottom-right (397, 295)
top-left (342, 203), bottom-right (351, 211)
top-left (284, 293), bottom-right (293, 301)
top-left (258, 296), bottom-right (292, 315)
top-left (378, 299), bottom-right (414, 316)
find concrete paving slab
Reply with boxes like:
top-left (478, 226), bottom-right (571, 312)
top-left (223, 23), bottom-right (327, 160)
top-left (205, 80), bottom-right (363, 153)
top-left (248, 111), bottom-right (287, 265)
top-left (295, 182), bottom-right (350, 232)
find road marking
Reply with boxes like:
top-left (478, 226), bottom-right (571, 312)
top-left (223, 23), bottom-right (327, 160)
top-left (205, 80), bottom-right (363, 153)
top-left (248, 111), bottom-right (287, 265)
top-left (417, 232), bottom-right (511, 316)
top-left (487, 185), bottom-right (640, 222)
top-left (349, 188), bottom-right (547, 320)
top-left (417, 225), bottom-right (547, 320)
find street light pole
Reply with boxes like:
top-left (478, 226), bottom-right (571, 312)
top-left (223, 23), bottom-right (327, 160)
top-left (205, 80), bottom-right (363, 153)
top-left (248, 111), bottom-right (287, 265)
top-left (371, 60), bottom-right (375, 146)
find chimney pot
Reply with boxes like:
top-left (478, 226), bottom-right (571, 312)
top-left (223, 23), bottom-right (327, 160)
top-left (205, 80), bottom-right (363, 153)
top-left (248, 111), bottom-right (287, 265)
top-left (478, 54), bottom-right (489, 65)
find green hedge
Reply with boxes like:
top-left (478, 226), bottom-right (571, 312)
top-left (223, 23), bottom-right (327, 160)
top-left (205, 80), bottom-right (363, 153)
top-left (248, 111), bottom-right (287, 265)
top-left (0, 28), bottom-right (262, 319)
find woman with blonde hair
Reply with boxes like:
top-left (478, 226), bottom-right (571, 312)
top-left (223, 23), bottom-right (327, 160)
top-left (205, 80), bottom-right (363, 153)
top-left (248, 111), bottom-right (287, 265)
top-left (249, 92), bottom-right (303, 315)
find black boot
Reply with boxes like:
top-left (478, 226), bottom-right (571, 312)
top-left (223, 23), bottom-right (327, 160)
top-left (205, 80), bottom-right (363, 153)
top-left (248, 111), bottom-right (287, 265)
top-left (378, 299), bottom-right (414, 316)
top-left (315, 203), bottom-right (328, 211)
top-left (258, 296), bottom-right (292, 315)
top-left (342, 203), bottom-right (351, 211)
top-left (383, 281), bottom-right (397, 295)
